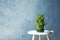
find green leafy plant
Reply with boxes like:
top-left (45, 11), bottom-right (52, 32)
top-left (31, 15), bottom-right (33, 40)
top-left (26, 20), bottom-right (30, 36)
top-left (35, 14), bottom-right (45, 32)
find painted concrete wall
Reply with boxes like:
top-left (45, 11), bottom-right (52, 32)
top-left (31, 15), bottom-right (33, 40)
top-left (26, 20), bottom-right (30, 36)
top-left (0, 0), bottom-right (59, 40)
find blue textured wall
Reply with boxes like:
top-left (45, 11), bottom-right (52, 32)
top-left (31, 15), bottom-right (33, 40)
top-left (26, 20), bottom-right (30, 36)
top-left (0, 0), bottom-right (59, 40)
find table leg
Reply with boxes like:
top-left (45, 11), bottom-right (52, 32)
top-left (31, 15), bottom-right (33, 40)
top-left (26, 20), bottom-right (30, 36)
top-left (39, 35), bottom-right (42, 40)
top-left (32, 35), bottom-right (35, 40)
top-left (46, 35), bottom-right (50, 40)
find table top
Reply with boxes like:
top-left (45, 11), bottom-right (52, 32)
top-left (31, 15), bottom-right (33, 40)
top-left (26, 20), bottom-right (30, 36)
top-left (27, 30), bottom-right (54, 35)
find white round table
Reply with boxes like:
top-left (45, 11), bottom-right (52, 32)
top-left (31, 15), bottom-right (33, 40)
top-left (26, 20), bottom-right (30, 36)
top-left (27, 30), bottom-right (54, 40)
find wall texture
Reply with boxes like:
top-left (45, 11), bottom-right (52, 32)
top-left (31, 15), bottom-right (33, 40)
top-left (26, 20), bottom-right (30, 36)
top-left (0, 0), bottom-right (59, 40)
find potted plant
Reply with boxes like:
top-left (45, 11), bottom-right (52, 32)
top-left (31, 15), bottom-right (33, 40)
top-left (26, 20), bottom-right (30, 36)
top-left (35, 14), bottom-right (45, 32)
